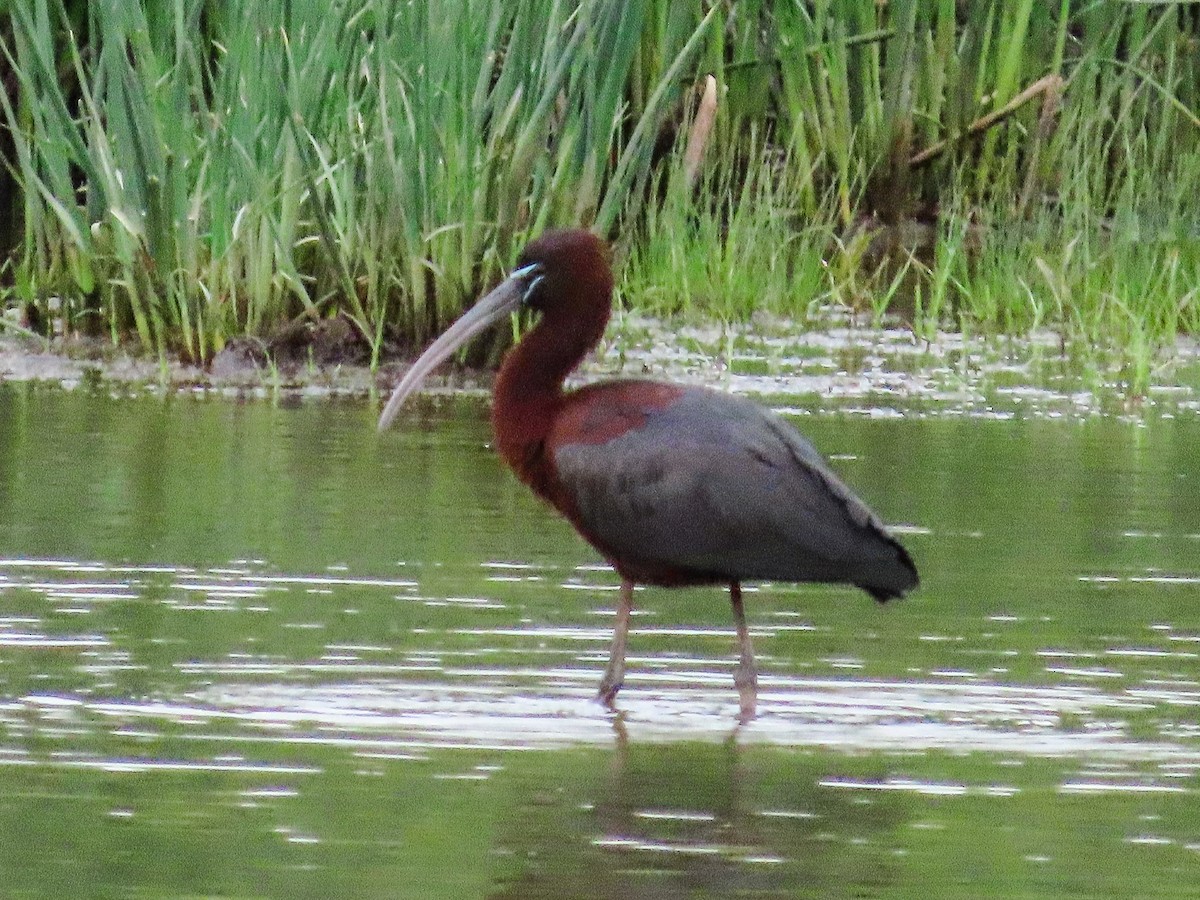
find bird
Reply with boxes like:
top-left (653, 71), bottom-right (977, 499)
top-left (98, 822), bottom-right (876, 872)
top-left (378, 229), bottom-right (918, 721)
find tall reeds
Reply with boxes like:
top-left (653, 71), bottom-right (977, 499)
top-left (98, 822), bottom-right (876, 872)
top-left (0, 0), bottom-right (716, 361)
top-left (1, 0), bottom-right (1198, 380)
top-left (623, 0), bottom-right (1200, 387)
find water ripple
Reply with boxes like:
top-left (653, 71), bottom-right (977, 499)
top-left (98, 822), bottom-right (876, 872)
top-left (0, 675), bottom-right (1190, 765)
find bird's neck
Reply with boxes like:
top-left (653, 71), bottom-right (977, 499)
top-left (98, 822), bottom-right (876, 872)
top-left (492, 297), bottom-right (610, 488)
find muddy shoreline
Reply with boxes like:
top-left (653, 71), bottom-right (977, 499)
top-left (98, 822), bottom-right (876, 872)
top-left (0, 335), bottom-right (376, 395)
top-left (3, 315), bottom-right (1199, 421)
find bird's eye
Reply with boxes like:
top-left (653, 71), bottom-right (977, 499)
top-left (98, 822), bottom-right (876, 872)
top-left (524, 274), bottom-right (545, 303)
top-left (511, 263), bottom-right (544, 306)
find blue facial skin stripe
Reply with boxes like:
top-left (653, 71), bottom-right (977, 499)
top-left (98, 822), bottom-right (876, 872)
top-left (510, 263), bottom-right (544, 303)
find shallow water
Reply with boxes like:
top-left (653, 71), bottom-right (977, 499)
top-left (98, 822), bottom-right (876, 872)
top-left (1, 381), bottom-right (1198, 897)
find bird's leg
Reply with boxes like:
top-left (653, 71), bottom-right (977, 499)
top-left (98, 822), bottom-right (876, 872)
top-left (598, 579), bottom-right (634, 708)
top-left (729, 581), bottom-right (758, 723)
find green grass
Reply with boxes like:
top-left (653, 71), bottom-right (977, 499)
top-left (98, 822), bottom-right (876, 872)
top-left (0, 0), bottom-right (716, 363)
top-left (1, 0), bottom-right (1199, 389)
top-left (620, 0), bottom-right (1200, 393)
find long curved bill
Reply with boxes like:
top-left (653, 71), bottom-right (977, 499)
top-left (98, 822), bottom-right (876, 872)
top-left (378, 266), bottom-right (539, 431)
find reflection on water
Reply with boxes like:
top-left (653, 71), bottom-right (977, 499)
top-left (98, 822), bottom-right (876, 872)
top-left (0, 384), bottom-right (1198, 896)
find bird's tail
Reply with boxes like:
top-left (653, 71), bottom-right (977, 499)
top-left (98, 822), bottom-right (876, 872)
top-left (858, 541), bottom-right (919, 603)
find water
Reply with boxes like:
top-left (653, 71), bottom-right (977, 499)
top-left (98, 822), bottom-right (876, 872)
top-left (1, 381), bottom-right (1199, 897)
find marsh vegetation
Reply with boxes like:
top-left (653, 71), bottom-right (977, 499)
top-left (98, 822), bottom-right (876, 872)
top-left (1, 1), bottom-right (1198, 389)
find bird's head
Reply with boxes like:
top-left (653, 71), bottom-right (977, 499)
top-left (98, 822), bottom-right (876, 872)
top-left (513, 229), bottom-right (612, 317)
top-left (378, 229), bottom-right (612, 431)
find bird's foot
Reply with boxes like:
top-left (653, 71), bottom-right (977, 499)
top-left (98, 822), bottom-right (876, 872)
top-left (734, 667), bottom-right (758, 724)
top-left (737, 694), bottom-right (756, 725)
top-left (597, 675), bottom-right (624, 710)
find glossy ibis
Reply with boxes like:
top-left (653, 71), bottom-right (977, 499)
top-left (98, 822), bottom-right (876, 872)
top-left (379, 229), bottom-right (918, 721)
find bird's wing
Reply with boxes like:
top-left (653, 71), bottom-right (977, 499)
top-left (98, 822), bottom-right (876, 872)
top-left (551, 384), bottom-right (916, 596)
